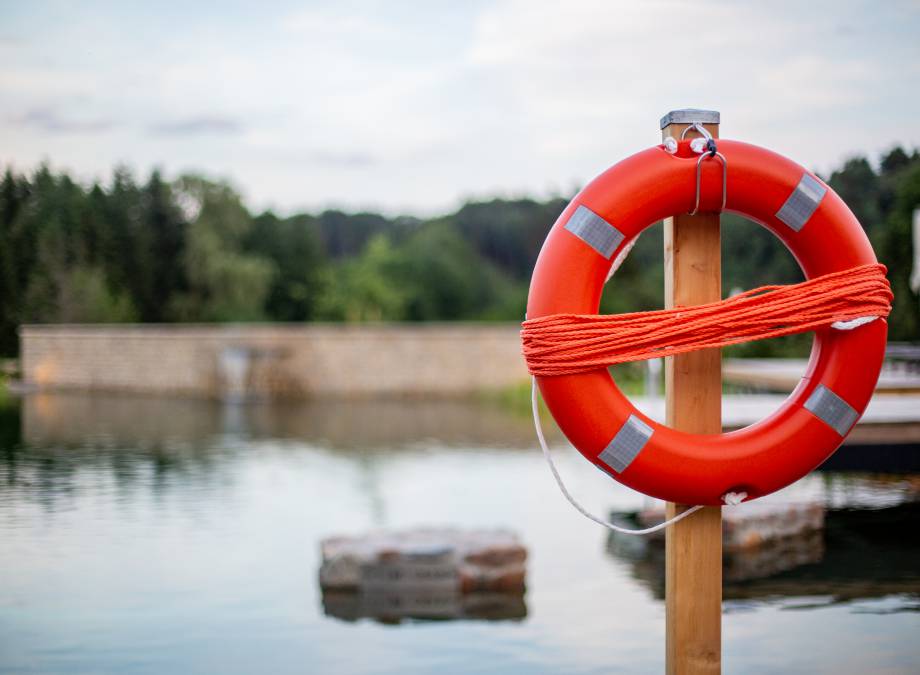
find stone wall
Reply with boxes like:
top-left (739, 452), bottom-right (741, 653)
top-left (19, 324), bottom-right (529, 398)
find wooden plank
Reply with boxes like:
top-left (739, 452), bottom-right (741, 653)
top-left (662, 115), bottom-right (723, 674)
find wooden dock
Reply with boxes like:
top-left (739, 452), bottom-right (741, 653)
top-left (632, 392), bottom-right (920, 444)
top-left (723, 358), bottom-right (920, 393)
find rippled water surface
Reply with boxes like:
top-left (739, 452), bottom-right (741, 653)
top-left (1, 393), bottom-right (919, 674)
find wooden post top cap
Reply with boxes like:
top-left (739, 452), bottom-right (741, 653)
top-left (660, 109), bottom-right (720, 129)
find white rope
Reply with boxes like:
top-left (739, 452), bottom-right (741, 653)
top-left (529, 308), bottom-right (869, 527)
top-left (831, 315), bottom-right (877, 330)
top-left (722, 491), bottom-right (747, 505)
top-left (532, 376), bottom-right (708, 535)
top-left (535, 193), bottom-right (753, 534)
top-left (606, 235), bottom-right (637, 281)
top-left (535, 134), bottom-right (870, 531)
top-left (690, 137), bottom-right (708, 154)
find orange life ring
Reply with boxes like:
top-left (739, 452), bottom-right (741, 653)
top-left (526, 139), bottom-right (887, 505)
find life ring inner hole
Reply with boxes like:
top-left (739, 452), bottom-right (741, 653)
top-left (597, 212), bottom-right (819, 432)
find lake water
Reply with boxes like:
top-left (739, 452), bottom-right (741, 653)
top-left (1, 393), bottom-right (918, 674)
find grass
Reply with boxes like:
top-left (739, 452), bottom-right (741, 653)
top-left (0, 359), bottom-right (19, 408)
top-left (485, 362), bottom-right (649, 417)
top-left (0, 376), bottom-right (10, 408)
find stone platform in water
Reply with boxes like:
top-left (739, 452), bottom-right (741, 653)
top-left (609, 501), bottom-right (827, 585)
top-left (634, 500), bottom-right (825, 552)
top-left (319, 528), bottom-right (527, 622)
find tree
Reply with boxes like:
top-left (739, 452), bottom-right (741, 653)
top-left (400, 220), bottom-right (513, 320)
top-left (830, 147), bottom-right (920, 342)
top-left (169, 176), bottom-right (275, 322)
top-left (140, 171), bottom-right (188, 321)
top-left (880, 162), bottom-right (920, 340)
top-left (0, 169), bottom-right (32, 353)
top-left (317, 234), bottom-right (409, 321)
top-left (0, 146), bottom-right (917, 359)
top-left (246, 212), bottom-right (327, 321)
top-left (450, 198), bottom-right (568, 280)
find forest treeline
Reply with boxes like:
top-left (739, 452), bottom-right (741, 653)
top-left (1, 146), bottom-right (918, 357)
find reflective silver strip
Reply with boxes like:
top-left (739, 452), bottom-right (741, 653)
top-left (804, 384), bottom-right (859, 436)
top-left (776, 173), bottom-right (827, 232)
top-left (598, 415), bottom-right (653, 473)
top-left (564, 205), bottom-right (624, 259)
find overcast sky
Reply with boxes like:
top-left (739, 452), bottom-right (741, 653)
top-left (2, 0), bottom-right (919, 215)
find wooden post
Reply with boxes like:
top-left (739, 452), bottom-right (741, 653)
top-left (661, 109), bottom-right (722, 674)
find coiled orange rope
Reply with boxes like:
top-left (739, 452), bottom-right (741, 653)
top-left (522, 263), bottom-right (892, 377)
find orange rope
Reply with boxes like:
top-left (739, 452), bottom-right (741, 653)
top-left (521, 263), bottom-right (892, 377)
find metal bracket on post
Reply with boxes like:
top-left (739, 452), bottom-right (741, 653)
top-left (660, 109), bottom-right (720, 130)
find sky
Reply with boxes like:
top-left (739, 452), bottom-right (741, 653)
top-left (2, 0), bottom-right (920, 216)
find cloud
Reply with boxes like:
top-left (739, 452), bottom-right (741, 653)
top-left (253, 145), bottom-right (378, 169)
top-left (11, 107), bottom-right (116, 134)
top-left (148, 116), bottom-right (244, 136)
top-left (303, 150), bottom-right (377, 168)
top-left (0, 2), bottom-right (918, 213)
top-left (0, 34), bottom-right (26, 46)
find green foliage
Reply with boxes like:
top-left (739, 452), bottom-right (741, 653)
top-left (600, 222), bottom-right (665, 315)
top-left (28, 266), bottom-right (138, 324)
top-left (449, 198), bottom-right (568, 280)
top-left (315, 221), bottom-right (526, 322)
top-left (314, 210), bottom-right (413, 258)
top-left (139, 171), bottom-right (188, 321)
top-left (0, 146), bottom-right (918, 358)
top-left (168, 176), bottom-right (275, 322)
top-left (829, 147), bottom-right (920, 342)
top-left (488, 362), bottom-right (646, 417)
top-left (317, 234), bottom-right (410, 321)
top-left (400, 221), bottom-right (514, 320)
top-left (247, 213), bottom-right (327, 321)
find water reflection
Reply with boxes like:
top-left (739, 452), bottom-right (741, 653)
top-left (9, 392), bottom-right (566, 529)
top-left (1, 391), bottom-right (919, 673)
top-left (323, 590), bottom-right (528, 624)
top-left (606, 502), bottom-right (920, 609)
top-left (22, 391), bottom-right (559, 450)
